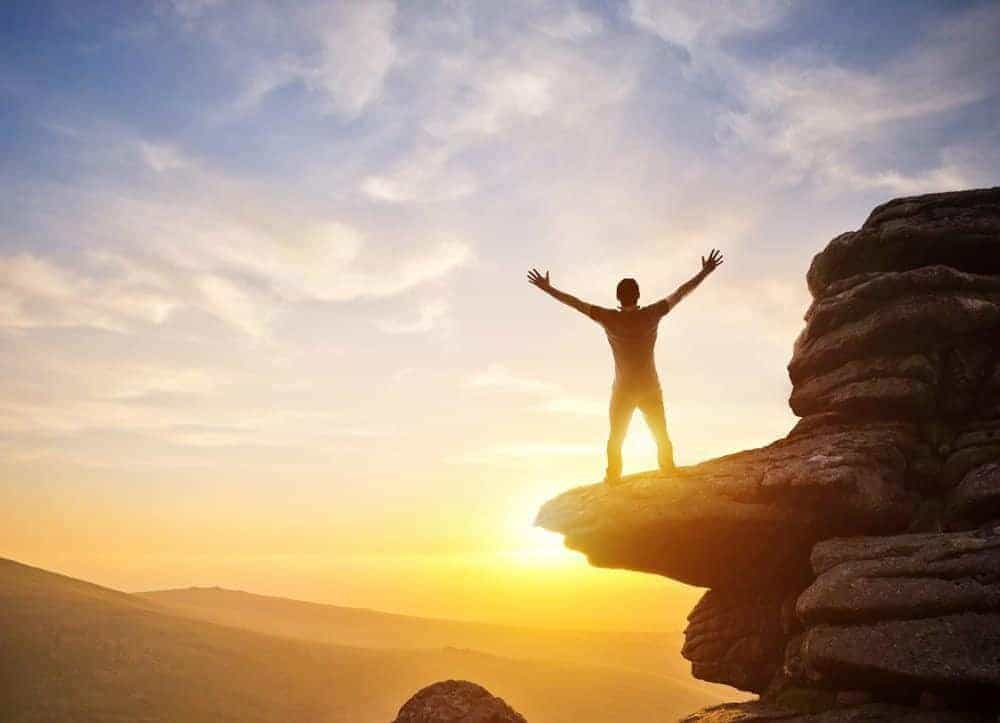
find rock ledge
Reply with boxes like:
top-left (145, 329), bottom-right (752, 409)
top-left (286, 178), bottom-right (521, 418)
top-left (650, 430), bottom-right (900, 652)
top-left (537, 188), bottom-right (1000, 719)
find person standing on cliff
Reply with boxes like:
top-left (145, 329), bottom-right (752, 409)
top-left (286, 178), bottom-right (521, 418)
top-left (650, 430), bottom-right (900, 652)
top-left (527, 249), bottom-right (723, 484)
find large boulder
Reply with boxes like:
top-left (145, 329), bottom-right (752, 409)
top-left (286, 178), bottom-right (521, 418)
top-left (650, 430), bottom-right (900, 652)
top-left (791, 527), bottom-right (1000, 705)
top-left (790, 267), bottom-right (1000, 389)
top-left (802, 614), bottom-right (1000, 705)
top-left (391, 680), bottom-right (526, 723)
top-left (682, 589), bottom-right (793, 694)
top-left (797, 526), bottom-right (1000, 625)
top-left (806, 188), bottom-right (1000, 298)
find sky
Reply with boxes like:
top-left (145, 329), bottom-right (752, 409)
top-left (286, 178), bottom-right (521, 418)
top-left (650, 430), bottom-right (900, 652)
top-left (1, 0), bottom-right (998, 631)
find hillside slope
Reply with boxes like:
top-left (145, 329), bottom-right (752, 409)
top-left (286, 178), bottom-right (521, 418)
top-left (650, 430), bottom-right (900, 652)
top-left (141, 585), bottom-right (727, 692)
top-left (0, 558), bottom-right (729, 722)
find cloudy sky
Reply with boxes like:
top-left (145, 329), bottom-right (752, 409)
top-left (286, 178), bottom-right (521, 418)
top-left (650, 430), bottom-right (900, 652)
top-left (2, 0), bottom-right (998, 629)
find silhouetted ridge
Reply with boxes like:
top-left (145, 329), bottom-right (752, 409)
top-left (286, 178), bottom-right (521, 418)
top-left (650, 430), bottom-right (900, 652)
top-left (537, 187), bottom-right (1000, 721)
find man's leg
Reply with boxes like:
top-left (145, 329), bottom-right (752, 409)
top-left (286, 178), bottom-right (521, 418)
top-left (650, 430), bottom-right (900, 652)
top-left (639, 389), bottom-right (675, 471)
top-left (606, 387), bottom-right (634, 483)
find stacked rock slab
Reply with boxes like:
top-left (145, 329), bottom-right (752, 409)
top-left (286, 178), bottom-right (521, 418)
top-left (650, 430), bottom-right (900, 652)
top-left (536, 188), bottom-right (1000, 720)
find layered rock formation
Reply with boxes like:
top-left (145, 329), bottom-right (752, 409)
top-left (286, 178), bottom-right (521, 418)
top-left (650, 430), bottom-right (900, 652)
top-left (537, 188), bottom-right (1000, 720)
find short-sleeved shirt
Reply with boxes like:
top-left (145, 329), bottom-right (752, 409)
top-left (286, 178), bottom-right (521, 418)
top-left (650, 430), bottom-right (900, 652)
top-left (587, 300), bottom-right (671, 391)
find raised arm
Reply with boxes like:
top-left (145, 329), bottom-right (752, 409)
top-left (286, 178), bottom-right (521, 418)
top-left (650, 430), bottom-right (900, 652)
top-left (527, 268), bottom-right (592, 316)
top-left (659, 249), bottom-right (723, 311)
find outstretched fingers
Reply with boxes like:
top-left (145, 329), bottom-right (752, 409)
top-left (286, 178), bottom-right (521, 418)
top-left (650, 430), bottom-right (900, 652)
top-left (527, 268), bottom-right (549, 286)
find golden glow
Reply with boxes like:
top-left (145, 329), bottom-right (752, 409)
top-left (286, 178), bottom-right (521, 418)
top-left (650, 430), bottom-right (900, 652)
top-left (8, 0), bottom-right (984, 648)
top-left (621, 428), bottom-right (663, 476)
top-left (0, 5), bottom-right (800, 633)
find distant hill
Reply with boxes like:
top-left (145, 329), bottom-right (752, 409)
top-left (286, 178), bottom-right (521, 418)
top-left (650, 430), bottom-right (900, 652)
top-left (1, 557), bottom-right (735, 722)
top-left (141, 585), bottom-right (728, 689)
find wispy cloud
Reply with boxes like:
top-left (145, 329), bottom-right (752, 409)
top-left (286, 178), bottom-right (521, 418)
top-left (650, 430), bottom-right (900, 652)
top-left (0, 349), bottom-right (376, 457)
top-left (0, 253), bottom-right (178, 332)
top-left (466, 366), bottom-right (605, 418)
top-left (536, 397), bottom-right (605, 417)
top-left (362, 148), bottom-right (478, 203)
top-left (190, 1), bottom-right (399, 119)
top-left (377, 298), bottom-right (450, 334)
top-left (536, 6), bottom-right (603, 41)
top-left (137, 141), bottom-right (190, 173)
top-left (627, 1), bottom-right (999, 196)
top-left (360, 4), bottom-right (637, 204)
top-left (630, 0), bottom-right (794, 49)
top-left (465, 364), bottom-right (559, 395)
top-left (715, 3), bottom-right (1000, 193)
top-left (0, 128), bottom-right (471, 337)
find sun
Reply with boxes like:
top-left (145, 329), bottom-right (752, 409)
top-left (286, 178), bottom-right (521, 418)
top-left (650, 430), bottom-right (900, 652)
top-left (620, 428), bottom-right (662, 475)
top-left (508, 524), bottom-right (581, 566)
top-left (498, 486), bottom-right (584, 568)
top-left (498, 426), bottom-right (663, 569)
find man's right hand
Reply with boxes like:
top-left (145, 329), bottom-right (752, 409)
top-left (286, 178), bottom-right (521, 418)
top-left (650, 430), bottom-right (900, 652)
top-left (527, 268), bottom-right (551, 290)
top-left (528, 269), bottom-right (594, 316)
top-left (701, 249), bottom-right (724, 274)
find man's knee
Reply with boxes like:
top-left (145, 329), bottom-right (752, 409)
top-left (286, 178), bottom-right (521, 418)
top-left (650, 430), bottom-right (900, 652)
top-left (649, 415), bottom-right (670, 438)
top-left (608, 405), bottom-right (634, 442)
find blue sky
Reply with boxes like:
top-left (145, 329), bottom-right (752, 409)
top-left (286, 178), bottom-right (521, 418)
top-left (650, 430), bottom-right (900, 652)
top-left (1, 0), bottom-right (998, 627)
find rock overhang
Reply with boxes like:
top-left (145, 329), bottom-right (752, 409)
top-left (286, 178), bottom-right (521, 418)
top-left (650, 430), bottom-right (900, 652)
top-left (536, 187), bottom-right (1000, 715)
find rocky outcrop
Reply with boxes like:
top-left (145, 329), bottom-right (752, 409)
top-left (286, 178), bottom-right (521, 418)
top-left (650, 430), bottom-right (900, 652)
top-left (680, 700), bottom-right (993, 722)
top-left (391, 680), bottom-right (526, 723)
top-left (682, 588), bottom-right (794, 693)
top-left (798, 526), bottom-right (1000, 625)
top-left (536, 421), bottom-right (919, 591)
top-left (805, 187), bottom-right (1000, 297)
top-left (791, 526), bottom-right (1000, 708)
top-left (536, 188), bottom-right (1000, 720)
top-left (948, 462), bottom-right (1000, 526)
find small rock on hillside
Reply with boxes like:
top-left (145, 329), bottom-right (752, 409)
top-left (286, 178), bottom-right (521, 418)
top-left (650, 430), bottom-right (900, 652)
top-left (391, 680), bottom-right (527, 723)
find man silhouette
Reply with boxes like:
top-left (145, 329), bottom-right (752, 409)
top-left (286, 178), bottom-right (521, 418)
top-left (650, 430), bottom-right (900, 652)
top-left (528, 249), bottom-right (723, 484)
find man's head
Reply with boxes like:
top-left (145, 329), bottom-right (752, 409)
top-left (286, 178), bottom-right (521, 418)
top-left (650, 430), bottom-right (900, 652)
top-left (616, 277), bottom-right (640, 307)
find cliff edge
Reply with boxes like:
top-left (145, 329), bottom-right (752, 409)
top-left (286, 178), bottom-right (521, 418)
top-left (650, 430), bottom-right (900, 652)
top-left (537, 187), bottom-right (1000, 720)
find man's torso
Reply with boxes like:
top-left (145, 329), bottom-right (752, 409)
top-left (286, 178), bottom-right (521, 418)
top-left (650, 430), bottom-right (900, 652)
top-left (588, 304), bottom-right (668, 392)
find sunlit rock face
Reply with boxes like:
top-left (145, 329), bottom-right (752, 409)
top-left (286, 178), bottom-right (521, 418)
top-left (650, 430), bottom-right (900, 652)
top-left (537, 188), bottom-right (1000, 720)
top-left (391, 680), bottom-right (527, 723)
top-left (535, 421), bottom-right (919, 591)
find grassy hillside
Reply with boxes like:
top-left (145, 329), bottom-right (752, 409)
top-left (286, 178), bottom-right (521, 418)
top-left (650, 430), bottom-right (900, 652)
top-left (1, 558), bottom-right (733, 722)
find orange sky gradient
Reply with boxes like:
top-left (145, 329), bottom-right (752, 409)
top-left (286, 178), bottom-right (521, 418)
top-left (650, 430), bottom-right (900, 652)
top-left (4, 0), bottom-right (999, 632)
